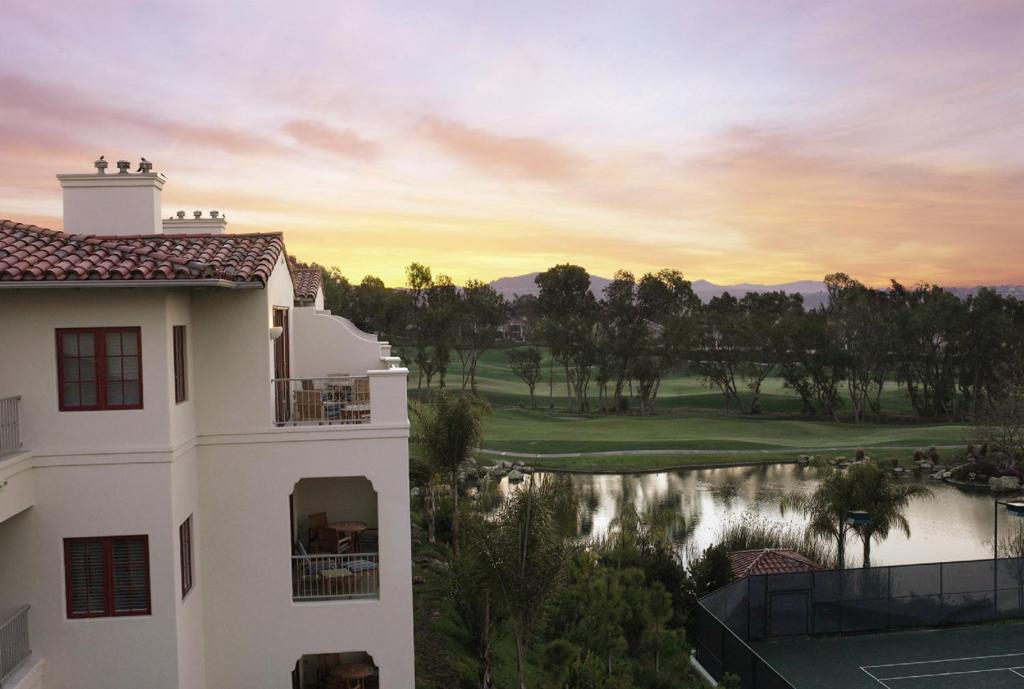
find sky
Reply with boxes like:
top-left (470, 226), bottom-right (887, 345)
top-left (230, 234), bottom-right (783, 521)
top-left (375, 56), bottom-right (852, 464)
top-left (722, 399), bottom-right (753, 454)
top-left (1, 1), bottom-right (1022, 287)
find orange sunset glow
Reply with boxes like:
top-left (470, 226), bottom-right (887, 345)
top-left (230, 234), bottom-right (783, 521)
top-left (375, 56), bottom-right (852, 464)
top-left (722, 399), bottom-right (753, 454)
top-left (2, 1), bottom-right (1022, 287)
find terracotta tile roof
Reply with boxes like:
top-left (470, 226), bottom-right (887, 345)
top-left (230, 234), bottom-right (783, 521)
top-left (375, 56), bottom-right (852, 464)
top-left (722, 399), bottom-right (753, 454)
top-left (292, 267), bottom-right (322, 301)
top-left (0, 220), bottom-right (284, 285)
top-left (728, 549), bottom-right (823, 579)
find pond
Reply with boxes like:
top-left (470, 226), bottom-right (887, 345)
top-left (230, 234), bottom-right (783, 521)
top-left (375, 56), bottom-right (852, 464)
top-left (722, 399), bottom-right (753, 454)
top-left (499, 463), bottom-right (1013, 568)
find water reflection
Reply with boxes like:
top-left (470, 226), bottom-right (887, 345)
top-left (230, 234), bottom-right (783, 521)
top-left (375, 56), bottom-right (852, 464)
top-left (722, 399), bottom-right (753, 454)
top-left (494, 464), bottom-right (1011, 568)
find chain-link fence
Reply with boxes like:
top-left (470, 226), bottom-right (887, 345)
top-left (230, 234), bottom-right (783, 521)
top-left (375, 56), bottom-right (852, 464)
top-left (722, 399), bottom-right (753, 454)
top-left (695, 556), bottom-right (1024, 687)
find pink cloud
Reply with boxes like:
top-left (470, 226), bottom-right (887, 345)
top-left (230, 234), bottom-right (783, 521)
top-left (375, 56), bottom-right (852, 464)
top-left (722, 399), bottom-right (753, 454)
top-left (283, 120), bottom-right (381, 160)
top-left (418, 116), bottom-right (589, 181)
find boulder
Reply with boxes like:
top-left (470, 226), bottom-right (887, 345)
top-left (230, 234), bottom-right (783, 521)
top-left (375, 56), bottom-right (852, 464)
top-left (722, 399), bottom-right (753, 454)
top-left (797, 455), bottom-right (811, 465)
top-left (919, 460), bottom-right (934, 470)
top-left (893, 467), bottom-right (905, 475)
top-left (508, 469), bottom-right (525, 483)
top-left (989, 476), bottom-right (1020, 492)
top-left (410, 486), bottom-right (422, 498)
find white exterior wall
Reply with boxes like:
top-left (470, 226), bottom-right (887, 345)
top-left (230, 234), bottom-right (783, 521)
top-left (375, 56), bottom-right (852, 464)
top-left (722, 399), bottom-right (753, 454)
top-left (199, 433), bottom-right (414, 689)
top-left (0, 256), bottom-right (414, 689)
top-left (58, 173), bottom-right (164, 236)
top-left (292, 307), bottom-right (390, 378)
top-left (171, 444), bottom-right (205, 689)
top-left (0, 290), bottom-right (180, 454)
top-left (0, 456), bottom-right (180, 689)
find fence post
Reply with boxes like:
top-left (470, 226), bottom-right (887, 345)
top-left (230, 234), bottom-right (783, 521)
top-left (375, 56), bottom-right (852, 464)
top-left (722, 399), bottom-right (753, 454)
top-left (886, 566), bottom-right (892, 631)
top-left (939, 562), bottom-right (944, 625)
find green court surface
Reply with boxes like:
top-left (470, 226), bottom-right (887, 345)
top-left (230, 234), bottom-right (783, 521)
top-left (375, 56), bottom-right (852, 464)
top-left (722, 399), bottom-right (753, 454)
top-left (753, 622), bottom-right (1024, 688)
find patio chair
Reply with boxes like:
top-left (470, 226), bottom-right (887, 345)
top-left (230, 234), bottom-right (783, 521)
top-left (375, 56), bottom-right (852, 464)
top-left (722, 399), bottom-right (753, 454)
top-left (357, 528), bottom-right (378, 552)
top-left (308, 511), bottom-right (328, 549)
top-left (294, 389), bottom-right (324, 423)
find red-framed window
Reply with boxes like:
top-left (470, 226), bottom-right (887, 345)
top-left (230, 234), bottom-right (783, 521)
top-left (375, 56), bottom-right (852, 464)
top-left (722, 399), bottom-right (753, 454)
top-left (56, 327), bottom-right (143, 411)
top-left (173, 325), bottom-right (188, 404)
top-left (64, 536), bottom-right (151, 618)
top-left (180, 514), bottom-right (194, 598)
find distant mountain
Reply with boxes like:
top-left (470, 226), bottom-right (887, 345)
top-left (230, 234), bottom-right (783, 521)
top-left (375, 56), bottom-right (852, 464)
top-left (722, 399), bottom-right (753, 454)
top-left (488, 273), bottom-right (1023, 308)
top-left (489, 272), bottom-right (612, 299)
top-left (488, 272), bottom-right (827, 304)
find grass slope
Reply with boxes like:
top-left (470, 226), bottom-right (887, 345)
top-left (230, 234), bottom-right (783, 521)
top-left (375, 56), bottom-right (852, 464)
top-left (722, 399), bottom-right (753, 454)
top-left (404, 347), bottom-right (969, 471)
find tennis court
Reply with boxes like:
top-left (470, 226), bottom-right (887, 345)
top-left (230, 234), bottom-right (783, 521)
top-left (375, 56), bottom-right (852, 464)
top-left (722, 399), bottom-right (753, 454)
top-left (753, 621), bottom-right (1024, 688)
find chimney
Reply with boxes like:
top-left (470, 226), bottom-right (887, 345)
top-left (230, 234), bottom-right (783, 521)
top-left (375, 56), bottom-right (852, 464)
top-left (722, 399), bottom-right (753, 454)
top-left (162, 209), bottom-right (228, 235)
top-left (57, 158), bottom-right (166, 235)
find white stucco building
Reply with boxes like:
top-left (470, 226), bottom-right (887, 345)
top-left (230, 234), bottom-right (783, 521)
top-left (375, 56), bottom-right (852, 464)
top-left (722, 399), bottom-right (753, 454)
top-left (0, 159), bottom-right (415, 689)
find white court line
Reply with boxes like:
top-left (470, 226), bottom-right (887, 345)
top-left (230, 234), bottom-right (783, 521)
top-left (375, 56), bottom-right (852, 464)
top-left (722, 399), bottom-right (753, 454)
top-left (1013, 668), bottom-right (1024, 680)
top-left (882, 667), bottom-right (1024, 682)
top-left (863, 652), bottom-right (1024, 670)
top-left (859, 665), bottom-right (890, 688)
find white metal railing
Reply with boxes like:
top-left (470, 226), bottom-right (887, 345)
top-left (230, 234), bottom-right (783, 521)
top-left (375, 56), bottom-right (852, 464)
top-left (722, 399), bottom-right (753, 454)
top-left (0, 605), bottom-right (30, 686)
top-left (0, 397), bottom-right (20, 457)
top-left (273, 377), bottom-right (371, 426)
top-left (292, 553), bottom-right (379, 600)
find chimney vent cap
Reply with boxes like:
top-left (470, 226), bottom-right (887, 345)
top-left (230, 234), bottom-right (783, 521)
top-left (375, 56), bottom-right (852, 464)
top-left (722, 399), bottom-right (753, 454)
top-left (176, 210), bottom-right (186, 219)
top-left (210, 210), bottom-right (220, 219)
top-left (137, 158), bottom-right (153, 173)
top-left (116, 160), bottom-right (130, 174)
top-left (193, 210), bottom-right (202, 219)
top-left (94, 156), bottom-right (108, 174)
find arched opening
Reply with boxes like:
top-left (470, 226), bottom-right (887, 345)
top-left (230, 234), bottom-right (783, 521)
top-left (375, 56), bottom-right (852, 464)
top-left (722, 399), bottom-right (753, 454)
top-left (290, 477), bottom-right (379, 600)
top-left (293, 652), bottom-right (378, 689)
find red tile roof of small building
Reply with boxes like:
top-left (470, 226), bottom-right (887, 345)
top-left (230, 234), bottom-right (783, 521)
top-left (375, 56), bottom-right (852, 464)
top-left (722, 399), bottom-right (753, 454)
top-left (291, 267), bottom-right (322, 301)
top-left (0, 220), bottom-right (284, 285)
top-left (728, 549), bottom-right (823, 579)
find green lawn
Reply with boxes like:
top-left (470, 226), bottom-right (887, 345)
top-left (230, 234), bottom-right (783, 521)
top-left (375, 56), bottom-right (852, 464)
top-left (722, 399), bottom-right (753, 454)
top-left (403, 347), bottom-right (970, 471)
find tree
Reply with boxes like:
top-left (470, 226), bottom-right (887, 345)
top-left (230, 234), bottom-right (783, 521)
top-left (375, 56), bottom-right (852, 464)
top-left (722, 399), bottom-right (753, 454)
top-left (693, 292), bottom-right (790, 414)
top-left (406, 263), bottom-right (434, 390)
top-left (635, 270), bottom-right (701, 414)
top-left (601, 271), bottom-right (645, 408)
top-left (779, 308), bottom-right (845, 419)
top-left (421, 393), bottom-right (485, 553)
top-left (507, 347), bottom-right (544, 407)
top-left (779, 465), bottom-right (861, 569)
top-left (451, 513), bottom-right (506, 689)
top-left (483, 476), bottom-right (579, 689)
top-left (845, 462), bottom-right (932, 568)
top-left (536, 265), bottom-right (599, 413)
top-left (890, 281), bottom-right (963, 419)
top-left (456, 281), bottom-right (507, 391)
top-left (825, 274), bottom-right (893, 422)
top-left (976, 372), bottom-right (1024, 459)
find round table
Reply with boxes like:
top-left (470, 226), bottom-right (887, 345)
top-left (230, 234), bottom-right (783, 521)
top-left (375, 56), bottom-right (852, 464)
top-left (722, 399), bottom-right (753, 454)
top-left (330, 661), bottom-right (374, 688)
top-left (328, 521), bottom-right (368, 550)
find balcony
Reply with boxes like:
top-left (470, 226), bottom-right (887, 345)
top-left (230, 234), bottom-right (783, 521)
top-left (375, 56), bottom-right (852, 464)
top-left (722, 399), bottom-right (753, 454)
top-left (291, 477), bottom-right (380, 601)
top-left (274, 377), bottom-right (371, 427)
top-left (0, 605), bottom-right (30, 687)
top-left (0, 397), bottom-right (20, 457)
top-left (292, 552), bottom-right (380, 600)
top-left (294, 652), bottom-right (379, 689)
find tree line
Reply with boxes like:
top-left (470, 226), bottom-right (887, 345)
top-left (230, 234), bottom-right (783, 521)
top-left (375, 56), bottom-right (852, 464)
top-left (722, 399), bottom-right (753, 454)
top-left (305, 258), bottom-right (1024, 422)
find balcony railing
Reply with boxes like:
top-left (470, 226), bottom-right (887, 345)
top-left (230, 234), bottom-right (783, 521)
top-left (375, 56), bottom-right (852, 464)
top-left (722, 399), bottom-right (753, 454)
top-left (0, 397), bottom-right (20, 457)
top-left (292, 553), bottom-right (380, 600)
top-left (273, 377), bottom-right (371, 427)
top-left (0, 605), bottom-right (30, 686)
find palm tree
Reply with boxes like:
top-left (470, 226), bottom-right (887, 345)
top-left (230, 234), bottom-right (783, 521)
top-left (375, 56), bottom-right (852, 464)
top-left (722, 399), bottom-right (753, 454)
top-left (779, 465), bottom-right (859, 569)
top-left (421, 392), bottom-right (485, 553)
top-left (781, 461), bottom-right (932, 569)
top-left (846, 462), bottom-right (932, 568)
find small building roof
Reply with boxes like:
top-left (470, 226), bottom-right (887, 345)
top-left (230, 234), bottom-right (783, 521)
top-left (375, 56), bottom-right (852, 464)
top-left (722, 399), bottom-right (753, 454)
top-left (0, 220), bottom-right (283, 286)
top-left (291, 267), bottom-right (323, 302)
top-left (728, 549), bottom-right (823, 579)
